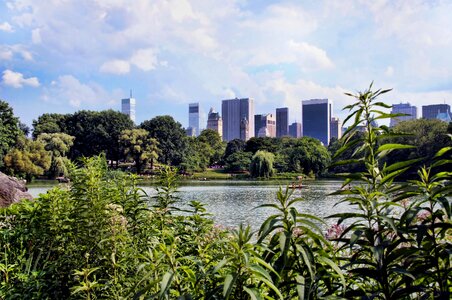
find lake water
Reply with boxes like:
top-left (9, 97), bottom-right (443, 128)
top-left (27, 180), bottom-right (349, 230)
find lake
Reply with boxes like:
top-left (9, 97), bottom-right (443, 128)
top-left (27, 180), bottom-right (349, 230)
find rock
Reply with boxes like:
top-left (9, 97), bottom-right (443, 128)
top-left (0, 172), bottom-right (33, 207)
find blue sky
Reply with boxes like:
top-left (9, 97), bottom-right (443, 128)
top-left (1, 0), bottom-right (452, 129)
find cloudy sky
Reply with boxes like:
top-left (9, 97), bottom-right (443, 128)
top-left (1, 0), bottom-right (452, 129)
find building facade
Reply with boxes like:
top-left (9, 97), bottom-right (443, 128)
top-left (302, 99), bottom-right (332, 145)
top-left (206, 107), bottom-right (223, 138)
top-left (289, 122), bottom-right (302, 138)
top-left (390, 102), bottom-right (417, 127)
top-left (188, 103), bottom-right (200, 136)
top-left (221, 98), bottom-right (255, 141)
top-left (276, 107), bottom-right (289, 137)
top-left (254, 113), bottom-right (276, 137)
top-left (121, 97), bottom-right (136, 123)
top-left (330, 117), bottom-right (342, 140)
top-left (422, 104), bottom-right (451, 121)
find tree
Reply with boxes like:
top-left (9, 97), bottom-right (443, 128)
top-left (0, 100), bottom-right (22, 167)
top-left (224, 151), bottom-right (252, 172)
top-left (382, 119), bottom-right (450, 177)
top-left (37, 133), bottom-right (75, 177)
top-left (250, 150), bottom-right (275, 178)
top-left (245, 137), bottom-right (279, 154)
top-left (64, 110), bottom-right (134, 163)
top-left (198, 129), bottom-right (225, 165)
top-left (140, 116), bottom-right (186, 166)
top-left (180, 137), bottom-right (210, 173)
top-left (119, 129), bottom-right (159, 174)
top-left (224, 139), bottom-right (245, 160)
top-left (3, 137), bottom-right (51, 181)
top-left (32, 113), bottom-right (67, 138)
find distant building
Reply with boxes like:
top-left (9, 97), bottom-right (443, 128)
top-left (206, 107), bottom-right (223, 138)
top-left (422, 104), bottom-right (451, 121)
top-left (121, 97), bottom-right (136, 123)
top-left (186, 127), bottom-right (196, 137)
top-left (302, 99), bottom-right (332, 145)
top-left (276, 107), bottom-right (289, 137)
top-left (289, 122), bottom-right (302, 138)
top-left (254, 114), bottom-right (276, 137)
top-left (221, 98), bottom-right (255, 141)
top-left (390, 102), bottom-right (417, 127)
top-left (188, 103), bottom-right (200, 136)
top-left (330, 117), bottom-right (342, 140)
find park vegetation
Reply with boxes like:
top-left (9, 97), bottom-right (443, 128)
top-left (1, 84), bottom-right (451, 299)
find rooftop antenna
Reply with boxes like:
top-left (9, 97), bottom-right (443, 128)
top-left (130, 89), bottom-right (133, 98)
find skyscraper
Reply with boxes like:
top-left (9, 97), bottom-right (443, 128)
top-left (276, 107), bottom-right (289, 137)
top-left (221, 98), bottom-right (255, 141)
top-left (422, 104), bottom-right (451, 121)
top-left (330, 117), bottom-right (342, 140)
top-left (206, 107), bottom-right (223, 138)
top-left (254, 114), bottom-right (276, 137)
top-left (121, 96), bottom-right (136, 123)
top-left (390, 102), bottom-right (417, 127)
top-left (302, 99), bottom-right (332, 145)
top-left (289, 122), bottom-right (302, 138)
top-left (188, 102), bottom-right (200, 136)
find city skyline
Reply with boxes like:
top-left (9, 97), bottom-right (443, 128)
top-left (1, 1), bottom-right (452, 129)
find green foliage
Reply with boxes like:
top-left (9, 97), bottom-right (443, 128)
top-left (1, 85), bottom-right (450, 299)
top-left (140, 115), bottom-right (186, 166)
top-left (250, 150), bottom-right (275, 178)
top-left (37, 132), bottom-right (75, 177)
top-left (0, 100), bottom-right (22, 167)
top-left (329, 83), bottom-right (452, 299)
top-left (224, 151), bottom-right (252, 172)
top-left (32, 113), bottom-right (67, 138)
top-left (119, 128), bottom-right (160, 173)
top-left (3, 137), bottom-right (51, 181)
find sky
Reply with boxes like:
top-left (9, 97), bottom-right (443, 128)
top-left (1, 0), bottom-right (452, 129)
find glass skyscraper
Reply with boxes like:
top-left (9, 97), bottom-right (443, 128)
top-left (188, 102), bottom-right (200, 136)
top-left (302, 99), bottom-right (332, 145)
top-left (121, 97), bottom-right (136, 123)
top-left (221, 98), bottom-right (255, 141)
top-left (276, 107), bottom-right (289, 137)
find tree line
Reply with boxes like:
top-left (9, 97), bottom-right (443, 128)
top-left (1, 98), bottom-right (451, 180)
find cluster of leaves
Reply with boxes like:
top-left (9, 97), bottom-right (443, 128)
top-left (329, 83), bottom-right (451, 299)
top-left (224, 136), bottom-right (331, 176)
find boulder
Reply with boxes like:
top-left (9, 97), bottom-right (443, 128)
top-left (0, 172), bottom-right (33, 207)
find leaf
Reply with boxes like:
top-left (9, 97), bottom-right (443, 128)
top-left (223, 274), bottom-right (236, 299)
top-left (296, 275), bottom-right (305, 300)
top-left (159, 271), bottom-right (174, 299)
top-left (243, 287), bottom-right (263, 300)
top-left (376, 144), bottom-right (414, 154)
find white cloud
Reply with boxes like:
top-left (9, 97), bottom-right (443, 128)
top-left (0, 22), bottom-right (14, 32)
top-left (0, 45), bottom-right (33, 61)
top-left (130, 48), bottom-right (158, 71)
top-left (42, 75), bottom-right (119, 108)
top-left (385, 66), bottom-right (394, 77)
top-left (2, 69), bottom-right (40, 88)
top-left (31, 28), bottom-right (42, 44)
top-left (100, 59), bottom-right (130, 74)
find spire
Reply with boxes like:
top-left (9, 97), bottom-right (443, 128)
top-left (130, 89), bottom-right (133, 98)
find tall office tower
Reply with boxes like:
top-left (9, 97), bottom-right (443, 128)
top-left (330, 117), bottom-right (342, 140)
top-left (121, 97), bottom-right (136, 123)
top-left (302, 99), bottom-right (332, 145)
top-left (221, 98), bottom-right (255, 141)
top-left (206, 107), bottom-right (223, 138)
top-left (254, 114), bottom-right (276, 137)
top-left (188, 103), bottom-right (200, 136)
top-left (276, 107), bottom-right (289, 137)
top-left (288, 122), bottom-right (302, 138)
top-left (422, 104), bottom-right (451, 121)
top-left (390, 102), bottom-right (417, 127)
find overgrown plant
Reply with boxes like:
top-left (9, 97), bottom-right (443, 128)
top-left (329, 83), bottom-right (451, 299)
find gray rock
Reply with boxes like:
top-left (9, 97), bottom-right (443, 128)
top-left (0, 172), bottom-right (33, 207)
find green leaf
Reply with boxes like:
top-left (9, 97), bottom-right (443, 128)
top-left (223, 274), bottom-right (236, 299)
top-left (296, 275), bottom-right (305, 300)
top-left (243, 287), bottom-right (263, 300)
top-left (376, 143), bottom-right (414, 154)
top-left (159, 272), bottom-right (174, 299)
